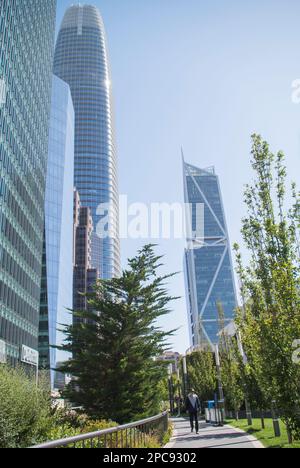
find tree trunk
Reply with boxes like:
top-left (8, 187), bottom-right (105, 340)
top-left (260, 410), bottom-right (265, 430)
top-left (287, 425), bottom-right (293, 445)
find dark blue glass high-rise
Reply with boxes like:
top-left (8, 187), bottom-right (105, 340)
top-left (183, 160), bottom-right (237, 348)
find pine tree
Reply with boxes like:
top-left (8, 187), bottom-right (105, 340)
top-left (58, 245), bottom-right (178, 424)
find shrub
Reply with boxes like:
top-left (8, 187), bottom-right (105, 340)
top-left (0, 365), bottom-right (53, 448)
top-left (162, 424), bottom-right (173, 446)
top-left (81, 419), bottom-right (117, 434)
top-left (0, 365), bottom-right (170, 449)
top-left (45, 424), bottom-right (79, 443)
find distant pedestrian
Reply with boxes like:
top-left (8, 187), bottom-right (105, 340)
top-left (185, 389), bottom-right (201, 434)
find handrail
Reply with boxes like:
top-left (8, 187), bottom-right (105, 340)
top-left (31, 411), bottom-right (168, 448)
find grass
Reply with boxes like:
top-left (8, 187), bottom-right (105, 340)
top-left (162, 424), bottom-right (174, 446)
top-left (226, 418), bottom-right (300, 448)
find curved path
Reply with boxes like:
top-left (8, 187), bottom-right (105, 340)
top-left (165, 418), bottom-right (264, 449)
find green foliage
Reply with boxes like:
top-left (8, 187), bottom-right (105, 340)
top-left (45, 423), bottom-right (79, 443)
top-left (227, 418), bottom-right (300, 449)
top-left (234, 134), bottom-right (300, 439)
top-left (237, 357), bottom-right (268, 412)
top-left (81, 419), bottom-right (117, 434)
top-left (58, 245), bottom-right (178, 424)
top-left (162, 424), bottom-right (173, 446)
top-left (186, 350), bottom-right (217, 403)
top-left (52, 408), bottom-right (90, 430)
top-left (156, 377), bottom-right (170, 411)
top-left (0, 364), bottom-right (165, 449)
top-left (219, 344), bottom-right (244, 413)
top-left (46, 412), bottom-right (119, 445)
top-left (218, 304), bottom-right (245, 413)
top-left (49, 417), bottom-right (168, 449)
top-left (0, 365), bottom-right (53, 448)
top-left (140, 433), bottom-right (161, 448)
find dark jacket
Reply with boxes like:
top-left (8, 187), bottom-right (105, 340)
top-left (185, 394), bottom-right (201, 413)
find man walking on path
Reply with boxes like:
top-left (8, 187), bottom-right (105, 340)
top-left (186, 389), bottom-right (201, 434)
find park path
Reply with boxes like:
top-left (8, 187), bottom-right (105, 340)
top-left (164, 417), bottom-right (264, 449)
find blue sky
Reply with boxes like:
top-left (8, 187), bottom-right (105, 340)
top-left (56, 0), bottom-right (300, 353)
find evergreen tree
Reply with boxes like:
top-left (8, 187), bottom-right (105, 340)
top-left (58, 245), bottom-right (178, 424)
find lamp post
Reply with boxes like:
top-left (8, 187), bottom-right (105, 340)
top-left (236, 331), bottom-right (253, 426)
top-left (214, 345), bottom-right (224, 426)
top-left (182, 355), bottom-right (188, 400)
top-left (177, 368), bottom-right (182, 417)
top-left (238, 269), bottom-right (254, 427)
top-left (168, 364), bottom-right (174, 415)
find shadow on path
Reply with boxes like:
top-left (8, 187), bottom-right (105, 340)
top-left (165, 418), bottom-right (264, 449)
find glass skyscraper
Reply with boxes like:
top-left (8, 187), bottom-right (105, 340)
top-left (183, 160), bottom-right (237, 348)
top-left (73, 190), bottom-right (98, 318)
top-left (54, 4), bottom-right (120, 280)
top-left (0, 0), bottom-right (57, 365)
top-left (39, 75), bottom-right (74, 387)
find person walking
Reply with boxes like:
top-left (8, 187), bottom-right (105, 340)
top-left (185, 389), bottom-right (201, 434)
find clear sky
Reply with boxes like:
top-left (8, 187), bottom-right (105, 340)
top-left (56, 0), bottom-right (300, 353)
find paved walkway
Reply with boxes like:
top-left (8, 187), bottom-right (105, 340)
top-left (165, 418), bottom-right (264, 449)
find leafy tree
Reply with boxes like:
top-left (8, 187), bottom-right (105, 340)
top-left (240, 360), bottom-right (269, 427)
top-left (219, 335), bottom-right (244, 418)
top-left (233, 256), bottom-right (269, 426)
top-left (186, 350), bottom-right (217, 405)
top-left (217, 303), bottom-right (244, 417)
top-left (156, 377), bottom-right (170, 411)
top-left (220, 358), bottom-right (243, 417)
top-left (58, 245), bottom-right (178, 424)
top-left (234, 134), bottom-right (300, 439)
top-left (0, 366), bottom-right (53, 448)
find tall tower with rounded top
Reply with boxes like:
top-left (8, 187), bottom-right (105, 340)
top-left (54, 4), bottom-right (120, 279)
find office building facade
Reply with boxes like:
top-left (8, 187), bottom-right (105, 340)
top-left (39, 76), bottom-right (74, 386)
top-left (54, 4), bottom-right (120, 280)
top-left (73, 189), bottom-right (98, 318)
top-left (0, 0), bottom-right (56, 365)
top-left (183, 160), bottom-right (237, 348)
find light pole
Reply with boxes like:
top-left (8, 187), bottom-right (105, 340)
top-left (177, 368), bottom-right (181, 417)
top-left (237, 269), bottom-right (254, 427)
top-left (236, 331), bottom-right (252, 426)
top-left (214, 345), bottom-right (224, 426)
top-left (168, 364), bottom-right (174, 415)
top-left (182, 355), bottom-right (188, 400)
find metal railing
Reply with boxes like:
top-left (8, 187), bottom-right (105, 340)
top-left (31, 412), bottom-right (169, 449)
